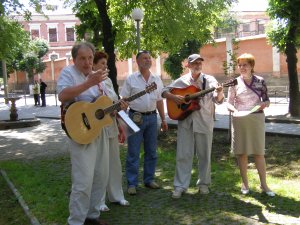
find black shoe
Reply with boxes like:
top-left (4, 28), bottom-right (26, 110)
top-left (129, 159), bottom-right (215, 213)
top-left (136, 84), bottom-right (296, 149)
top-left (84, 217), bottom-right (109, 225)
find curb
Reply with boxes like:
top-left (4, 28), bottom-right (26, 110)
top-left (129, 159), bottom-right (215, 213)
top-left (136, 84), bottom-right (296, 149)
top-left (266, 117), bottom-right (300, 124)
top-left (0, 169), bottom-right (41, 225)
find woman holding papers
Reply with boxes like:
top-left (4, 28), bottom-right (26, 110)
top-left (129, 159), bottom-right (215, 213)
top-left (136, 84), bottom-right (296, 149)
top-left (93, 51), bottom-right (130, 211)
top-left (227, 53), bottom-right (275, 197)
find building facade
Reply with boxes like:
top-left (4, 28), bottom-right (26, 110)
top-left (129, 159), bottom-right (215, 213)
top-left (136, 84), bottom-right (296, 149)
top-left (7, 10), bottom-right (299, 93)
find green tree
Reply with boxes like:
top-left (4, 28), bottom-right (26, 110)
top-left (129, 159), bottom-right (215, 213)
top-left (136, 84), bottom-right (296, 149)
top-left (18, 38), bottom-right (49, 80)
top-left (267, 0), bottom-right (300, 117)
top-left (0, 0), bottom-right (46, 98)
top-left (71, 0), bottom-right (236, 93)
top-left (0, 16), bottom-right (30, 66)
top-left (163, 40), bottom-right (201, 79)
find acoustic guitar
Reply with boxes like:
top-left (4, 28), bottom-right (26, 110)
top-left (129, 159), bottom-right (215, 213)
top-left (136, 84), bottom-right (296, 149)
top-left (64, 82), bottom-right (157, 144)
top-left (167, 79), bottom-right (237, 120)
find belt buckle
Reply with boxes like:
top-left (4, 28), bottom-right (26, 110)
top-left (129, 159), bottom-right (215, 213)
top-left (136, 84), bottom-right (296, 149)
top-left (132, 112), bottom-right (143, 125)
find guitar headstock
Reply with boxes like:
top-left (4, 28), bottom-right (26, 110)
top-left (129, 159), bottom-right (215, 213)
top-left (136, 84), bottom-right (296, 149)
top-left (146, 82), bottom-right (157, 93)
top-left (223, 79), bottom-right (238, 87)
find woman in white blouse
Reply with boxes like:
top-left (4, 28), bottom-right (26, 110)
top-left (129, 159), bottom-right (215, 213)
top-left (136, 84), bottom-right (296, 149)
top-left (227, 53), bottom-right (275, 197)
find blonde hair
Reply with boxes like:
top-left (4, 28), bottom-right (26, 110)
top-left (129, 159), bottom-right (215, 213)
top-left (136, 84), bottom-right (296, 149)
top-left (237, 53), bottom-right (255, 73)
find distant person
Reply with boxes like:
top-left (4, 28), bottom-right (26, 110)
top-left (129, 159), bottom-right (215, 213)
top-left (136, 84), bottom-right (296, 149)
top-left (39, 78), bottom-right (47, 107)
top-left (93, 51), bottom-right (129, 211)
top-left (33, 80), bottom-right (40, 106)
top-left (227, 53), bottom-right (275, 197)
top-left (162, 54), bottom-right (224, 198)
top-left (120, 50), bottom-right (168, 195)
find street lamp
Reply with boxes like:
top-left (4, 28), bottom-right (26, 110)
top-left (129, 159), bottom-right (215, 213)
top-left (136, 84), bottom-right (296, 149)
top-left (50, 53), bottom-right (58, 81)
top-left (132, 8), bottom-right (144, 52)
top-left (50, 53), bottom-right (58, 106)
top-left (66, 52), bottom-right (71, 66)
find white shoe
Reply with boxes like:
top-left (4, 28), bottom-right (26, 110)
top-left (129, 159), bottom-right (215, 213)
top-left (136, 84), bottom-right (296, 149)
top-left (199, 185), bottom-right (210, 194)
top-left (241, 188), bottom-right (249, 195)
top-left (172, 188), bottom-right (184, 199)
top-left (99, 204), bottom-right (110, 212)
top-left (119, 199), bottom-right (130, 206)
top-left (264, 191), bottom-right (275, 197)
top-left (260, 186), bottom-right (275, 197)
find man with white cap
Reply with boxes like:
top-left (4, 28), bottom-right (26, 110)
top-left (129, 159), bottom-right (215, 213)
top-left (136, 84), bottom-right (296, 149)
top-left (162, 53), bottom-right (224, 198)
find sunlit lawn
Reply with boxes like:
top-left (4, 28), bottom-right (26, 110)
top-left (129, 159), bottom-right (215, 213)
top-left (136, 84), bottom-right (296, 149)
top-left (0, 130), bottom-right (300, 225)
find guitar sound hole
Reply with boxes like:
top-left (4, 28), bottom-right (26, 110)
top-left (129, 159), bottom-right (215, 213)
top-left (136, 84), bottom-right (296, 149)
top-left (95, 109), bottom-right (105, 120)
top-left (180, 103), bottom-right (190, 111)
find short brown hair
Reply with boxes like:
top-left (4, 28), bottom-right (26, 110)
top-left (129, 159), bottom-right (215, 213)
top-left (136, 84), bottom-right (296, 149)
top-left (71, 42), bottom-right (95, 59)
top-left (237, 53), bottom-right (255, 68)
top-left (93, 51), bottom-right (108, 64)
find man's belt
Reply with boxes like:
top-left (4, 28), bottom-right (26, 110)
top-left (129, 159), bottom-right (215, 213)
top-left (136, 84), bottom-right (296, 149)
top-left (129, 108), bottom-right (157, 115)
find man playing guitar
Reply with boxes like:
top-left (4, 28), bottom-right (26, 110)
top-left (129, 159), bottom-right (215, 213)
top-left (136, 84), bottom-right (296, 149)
top-left (57, 42), bottom-right (127, 225)
top-left (162, 53), bottom-right (224, 199)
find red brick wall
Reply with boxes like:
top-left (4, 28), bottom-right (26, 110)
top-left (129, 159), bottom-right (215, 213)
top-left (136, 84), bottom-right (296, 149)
top-left (8, 36), bottom-right (300, 89)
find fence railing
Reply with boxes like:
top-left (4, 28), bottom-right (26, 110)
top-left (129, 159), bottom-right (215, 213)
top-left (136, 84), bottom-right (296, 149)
top-left (268, 86), bottom-right (289, 103)
top-left (7, 81), bottom-right (57, 94)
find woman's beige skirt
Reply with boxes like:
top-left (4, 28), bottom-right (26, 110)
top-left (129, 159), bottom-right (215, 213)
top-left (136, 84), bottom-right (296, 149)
top-left (231, 113), bottom-right (265, 155)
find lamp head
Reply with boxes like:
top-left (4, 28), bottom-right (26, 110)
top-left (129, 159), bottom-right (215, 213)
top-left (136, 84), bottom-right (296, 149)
top-left (132, 8), bottom-right (144, 21)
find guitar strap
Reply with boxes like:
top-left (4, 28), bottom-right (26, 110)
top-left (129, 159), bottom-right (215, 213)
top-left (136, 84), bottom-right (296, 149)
top-left (202, 76), bottom-right (206, 91)
top-left (60, 103), bottom-right (73, 138)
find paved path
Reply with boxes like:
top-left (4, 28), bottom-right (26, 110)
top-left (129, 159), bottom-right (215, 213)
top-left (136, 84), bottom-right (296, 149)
top-left (1, 94), bottom-right (300, 225)
top-left (0, 94), bottom-right (299, 161)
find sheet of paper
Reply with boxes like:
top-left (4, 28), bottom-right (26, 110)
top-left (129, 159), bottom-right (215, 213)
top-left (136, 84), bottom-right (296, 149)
top-left (233, 105), bottom-right (262, 117)
top-left (117, 110), bottom-right (140, 138)
top-left (250, 105), bottom-right (262, 113)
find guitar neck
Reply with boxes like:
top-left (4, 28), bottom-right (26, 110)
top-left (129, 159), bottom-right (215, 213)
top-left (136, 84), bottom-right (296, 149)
top-left (185, 87), bottom-right (215, 101)
top-left (104, 89), bottom-right (149, 114)
top-left (126, 90), bottom-right (148, 102)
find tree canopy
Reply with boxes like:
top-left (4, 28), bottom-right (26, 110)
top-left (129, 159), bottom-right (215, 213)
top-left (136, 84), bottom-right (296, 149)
top-left (0, 0), bottom-right (49, 93)
top-left (18, 38), bottom-right (49, 79)
top-left (0, 16), bottom-right (30, 62)
top-left (267, 0), bottom-right (300, 116)
top-left (74, 0), bottom-right (236, 58)
top-left (71, 0), bottom-right (236, 92)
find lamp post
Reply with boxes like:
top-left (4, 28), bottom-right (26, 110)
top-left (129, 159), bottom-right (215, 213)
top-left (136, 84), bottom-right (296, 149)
top-left (66, 52), bottom-right (71, 66)
top-left (132, 8), bottom-right (144, 52)
top-left (50, 53), bottom-right (58, 106)
top-left (50, 54), bottom-right (58, 81)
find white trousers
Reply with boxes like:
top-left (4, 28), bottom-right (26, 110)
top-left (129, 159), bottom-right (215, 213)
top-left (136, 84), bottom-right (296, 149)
top-left (68, 130), bottom-right (109, 225)
top-left (174, 125), bottom-right (213, 190)
top-left (100, 136), bottom-right (126, 205)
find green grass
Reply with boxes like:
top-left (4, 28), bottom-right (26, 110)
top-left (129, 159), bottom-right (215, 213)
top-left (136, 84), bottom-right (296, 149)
top-left (1, 130), bottom-right (300, 225)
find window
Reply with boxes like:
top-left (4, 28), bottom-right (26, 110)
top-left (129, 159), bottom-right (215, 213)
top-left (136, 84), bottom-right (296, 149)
top-left (49, 28), bottom-right (57, 42)
top-left (242, 23), bottom-right (250, 32)
top-left (258, 21), bottom-right (265, 34)
top-left (64, 23), bottom-right (76, 42)
top-left (31, 29), bottom-right (40, 39)
top-left (47, 23), bottom-right (58, 42)
top-left (66, 27), bottom-right (75, 41)
top-left (29, 24), bottom-right (41, 40)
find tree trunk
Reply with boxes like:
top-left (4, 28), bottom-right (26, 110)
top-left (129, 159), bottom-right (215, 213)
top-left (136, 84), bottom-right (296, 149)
top-left (285, 24), bottom-right (300, 117)
top-left (94, 0), bottom-right (119, 96)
